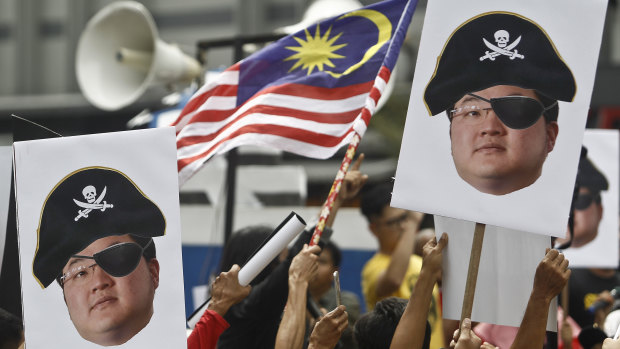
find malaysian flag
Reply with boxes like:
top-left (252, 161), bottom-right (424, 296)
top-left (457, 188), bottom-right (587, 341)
top-left (173, 0), bottom-right (417, 185)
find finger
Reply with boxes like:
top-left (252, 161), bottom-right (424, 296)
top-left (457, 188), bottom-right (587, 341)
top-left (452, 328), bottom-right (459, 341)
top-left (351, 153), bottom-right (365, 171)
top-left (230, 264), bottom-right (241, 273)
top-left (554, 252), bottom-right (565, 266)
top-left (449, 339), bottom-right (456, 348)
top-left (436, 232), bottom-right (449, 250)
top-left (307, 244), bottom-right (322, 255)
top-left (460, 318), bottom-right (472, 338)
top-left (560, 258), bottom-right (569, 270)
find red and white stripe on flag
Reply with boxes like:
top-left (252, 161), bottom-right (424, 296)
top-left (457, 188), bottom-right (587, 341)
top-left (173, 63), bottom-right (391, 185)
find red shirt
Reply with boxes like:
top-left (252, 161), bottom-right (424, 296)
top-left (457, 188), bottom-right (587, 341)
top-left (187, 310), bottom-right (230, 349)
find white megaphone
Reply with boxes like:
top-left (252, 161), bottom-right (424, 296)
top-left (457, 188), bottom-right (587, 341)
top-left (76, 1), bottom-right (202, 111)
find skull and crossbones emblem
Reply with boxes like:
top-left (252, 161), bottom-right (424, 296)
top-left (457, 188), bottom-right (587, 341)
top-left (479, 29), bottom-right (525, 61)
top-left (74, 185), bottom-right (114, 221)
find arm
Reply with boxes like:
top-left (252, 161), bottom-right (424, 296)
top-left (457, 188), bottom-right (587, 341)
top-left (325, 153), bottom-right (368, 228)
top-left (390, 233), bottom-right (447, 349)
top-left (375, 211), bottom-right (424, 298)
top-left (275, 244), bottom-right (321, 349)
top-left (510, 248), bottom-right (570, 349)
top-left (188, 265), bottom-right (251, 349)
top-left (308, 305), bottom-right (349, 349)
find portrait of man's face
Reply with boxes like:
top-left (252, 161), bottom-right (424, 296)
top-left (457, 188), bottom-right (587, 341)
top-left (569, 187), bottom-right (603, 248)
top-left (449, 85), bottom-right (559, 196)
top-left (60, 234), bottom-right (159, 346)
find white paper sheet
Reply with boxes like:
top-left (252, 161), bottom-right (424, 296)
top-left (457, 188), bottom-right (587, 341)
top-left (13, 128), bottom-right (187, 349)
top-left (435, 215), bottom-right (557, 331)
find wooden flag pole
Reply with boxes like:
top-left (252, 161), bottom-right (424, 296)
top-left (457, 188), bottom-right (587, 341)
top-left (309, 132), bottom-right (361, 246)
top-left (460, 222), bottom-right (486, 322)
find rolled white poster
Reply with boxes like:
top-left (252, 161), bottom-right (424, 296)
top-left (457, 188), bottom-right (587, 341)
top-left (187, 211), bottom-right (306, 328)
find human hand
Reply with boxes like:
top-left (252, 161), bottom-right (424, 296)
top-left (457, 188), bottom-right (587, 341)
top-left (308, 305), bottom-right (348, 349)
top-left (289, 244), bottom-right (320, 284)
top-left (480, 342), bottom-right (498, 349)
top-left (603, 338), bottom-right (620, 349)
top-left (422, 232), bottom-right (448, 283)
top-left (532, 249), bottom-right (571, 303)
top-left (450, 318), bottom-right (482, 349)
top-left (336, 154), bottom-right (368, 204)
top-left (208, 264), bottom-right (252, 316)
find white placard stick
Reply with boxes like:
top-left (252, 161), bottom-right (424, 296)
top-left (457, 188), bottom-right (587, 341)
top-left (461, 222), bottom-right (486, 322)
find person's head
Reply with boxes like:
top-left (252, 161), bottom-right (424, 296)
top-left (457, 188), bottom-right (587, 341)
top-left (560, 152), bottom-right (609, 247)
top-left (0, 308), bottom-right (23, 349)
top-left (219, 225), bottom-right (279, 286)
top-left (58, 234), bottom-right (159, 346)
top-left (447, 85), bottom-right (559, 195)
top-left (33, 167), bottom-right (166, 346)
top-left (354, 297), bottom-right (430, 349)
top-left (424, 12), bottom-right (576, 196)
top-left (361, 182), bottom-right (418, 254)
top-left (308, 240), bottom-right (342, 299)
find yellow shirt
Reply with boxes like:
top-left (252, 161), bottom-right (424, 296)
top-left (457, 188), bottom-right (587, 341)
top-left (362, 253), bottom-right (444, 348)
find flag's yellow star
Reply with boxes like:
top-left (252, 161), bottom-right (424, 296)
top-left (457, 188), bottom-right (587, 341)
top-left (284, 24), bottom-right (347, 75)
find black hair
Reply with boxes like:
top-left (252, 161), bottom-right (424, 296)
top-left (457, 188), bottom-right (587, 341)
top-left (322, 240), bottom-right (342, 268)
top-left (360, 182), bottom-right (393, 222)
top-left (0, 307), bottom-right (23, 348)
top-left (218, 225), bottom-right (279, 286)
top-left (354, 297), bottom-right (430, 349)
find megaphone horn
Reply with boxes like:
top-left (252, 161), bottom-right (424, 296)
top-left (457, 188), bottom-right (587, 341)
top-left (76, 1), bottom-right (201, 111)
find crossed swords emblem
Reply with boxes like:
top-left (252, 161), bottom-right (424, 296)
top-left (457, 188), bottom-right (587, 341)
top-left (74, 186), bottom-right (114, 221)
top-left (479, 35), bottom-right (525, 61)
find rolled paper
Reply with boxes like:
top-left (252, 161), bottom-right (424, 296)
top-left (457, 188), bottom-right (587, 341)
top-left (187, 211), bottom-right (306, 329)
top-left (237, 211), bottom-right (306, 286)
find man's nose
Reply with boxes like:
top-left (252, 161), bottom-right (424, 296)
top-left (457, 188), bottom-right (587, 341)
top-left (91, 265), bottom-right (113, 291)
top-left (479, 109), bottom-right (506, 135)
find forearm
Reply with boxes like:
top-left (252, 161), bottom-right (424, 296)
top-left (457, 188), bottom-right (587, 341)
top-left (275, 281), bottom-right (309, 349)
top-left (511, 293), bottom-right (552, 349)
top-left (390, 268), bottom-right (436, 349)
top-left (376, 230), bottom-right (416, 297)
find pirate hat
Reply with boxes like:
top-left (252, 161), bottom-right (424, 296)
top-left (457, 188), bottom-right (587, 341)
top-left (33, 167), bottom-right (166, 288)
top-left (577, 147), bottom-right (609, 194)
top-left (424, 12), bottom-right (576, 116)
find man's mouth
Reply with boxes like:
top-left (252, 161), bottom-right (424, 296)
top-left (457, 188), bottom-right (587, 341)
top-left (475, 143), bottom-right (506, 153)
top-left (91, 296), bottom-right (116, 311)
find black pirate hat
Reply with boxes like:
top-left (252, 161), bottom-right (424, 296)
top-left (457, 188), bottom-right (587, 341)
top-left (424, 12), bottom-right (576, 116)
top-left (577, 147), bottom-right (609, 194)
top-left (33, 167), bottom-right (166, 288)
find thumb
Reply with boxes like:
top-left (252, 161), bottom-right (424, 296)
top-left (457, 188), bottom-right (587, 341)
top-left (459, 318), bottom-right (473, 338)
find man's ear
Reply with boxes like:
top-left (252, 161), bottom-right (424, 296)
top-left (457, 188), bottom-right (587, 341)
top-left (546, 121), bottom-right (559, 153)
top-left (148, 258), bottom-right (160, 289)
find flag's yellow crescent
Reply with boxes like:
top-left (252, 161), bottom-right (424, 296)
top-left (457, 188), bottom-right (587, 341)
top-left (326, 9), bottom-right (392, 78)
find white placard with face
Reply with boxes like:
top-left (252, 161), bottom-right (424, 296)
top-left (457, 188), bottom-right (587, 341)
top-left (560, 129), bottom-right (619, 268)
top-left (14, 128), bottom-right (187, 349)
top-left (392, 0), bottom-right (608, 237)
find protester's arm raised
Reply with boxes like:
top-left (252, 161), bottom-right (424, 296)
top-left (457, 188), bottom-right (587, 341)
top-left (375, 211), bottom-right (424, 298)
top-left (510, 248), bottom-right (570, 349)
top-left (274, 244), bottom-right (320, 349)
top-left (390, 233), bottom-right (447, 349)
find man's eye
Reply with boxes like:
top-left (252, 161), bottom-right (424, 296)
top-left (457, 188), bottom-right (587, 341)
top-left (465, 110), bottom-right (481, 117)
top-left (75, 269), bottom-right (89, 279)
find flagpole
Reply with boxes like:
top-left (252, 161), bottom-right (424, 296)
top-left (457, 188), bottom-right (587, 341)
top-left (309, 132), bottom-right (361, 246)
